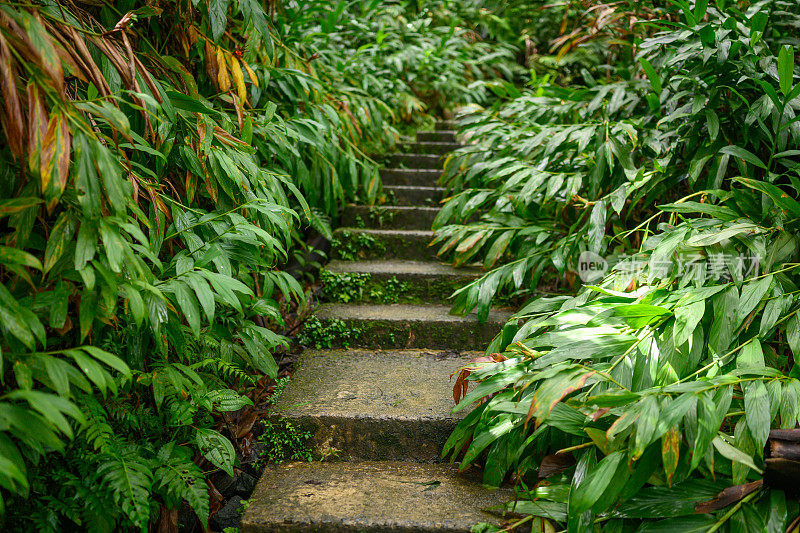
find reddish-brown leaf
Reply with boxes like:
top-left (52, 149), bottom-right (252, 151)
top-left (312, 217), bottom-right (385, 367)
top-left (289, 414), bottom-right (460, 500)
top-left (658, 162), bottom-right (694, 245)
top-left (694, 480), bottom-right (762, 513)
top-left (0, 32), bottom-right (24, 158)
top-left (538, 452), bottom-right (576, 481)
top-left (662, 427), bottom-right (680, 486)
top-left (38, 111), bottom-right (71, 211)
top-left (451, 353), bottom-right (507, 404)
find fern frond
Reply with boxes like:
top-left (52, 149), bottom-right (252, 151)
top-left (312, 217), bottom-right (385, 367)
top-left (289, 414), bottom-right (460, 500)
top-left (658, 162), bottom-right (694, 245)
top-left (153, 443), bottom-right (209, 526)
top-left (96, 445), bottom-right (153, 527)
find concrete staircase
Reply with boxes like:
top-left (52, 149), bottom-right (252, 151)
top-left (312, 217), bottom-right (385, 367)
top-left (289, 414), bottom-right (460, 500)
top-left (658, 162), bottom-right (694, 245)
top-left (242, 122), bottom-right (513, 532)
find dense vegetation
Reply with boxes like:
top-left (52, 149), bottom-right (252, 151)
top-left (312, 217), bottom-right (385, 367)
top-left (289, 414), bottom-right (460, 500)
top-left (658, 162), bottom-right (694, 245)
top-left (441, 0), bottom-right (800, 531)
top-left (5, 0), bottom-right (800, 530)
top-left (0, 0), bottom-right (514, 530)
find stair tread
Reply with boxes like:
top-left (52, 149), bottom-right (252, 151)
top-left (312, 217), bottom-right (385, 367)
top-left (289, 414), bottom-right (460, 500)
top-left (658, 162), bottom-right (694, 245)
top-left (241, 461), bottom-right (512, 533)
top-left (334, 227), bottom-right (433, 236)
top-left (380, 168), bottom-right (441, 173)
top-left (383, 185), bottom-right (445, 191)
top-left (326, 259), bottom-right (479, 278)
top-left (343, 204), bottom-right (440, 213)
top-left (271, 349), bottom-right (476, 461)
top-left (315, 302), bottom-right (512, 324)
top-left (274, 349), bottom-right (474, 421)
top-left (340, 205), bottom-right (439, 230)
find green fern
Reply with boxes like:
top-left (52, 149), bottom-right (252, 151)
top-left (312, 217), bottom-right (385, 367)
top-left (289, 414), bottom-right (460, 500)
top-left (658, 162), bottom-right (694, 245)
top-left (96, 445), bottom-right (153, 527)
top-left (153, 443), bottom-right (209, 526)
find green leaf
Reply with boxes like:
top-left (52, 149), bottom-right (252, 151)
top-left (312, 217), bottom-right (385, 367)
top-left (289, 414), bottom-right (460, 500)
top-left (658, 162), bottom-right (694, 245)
top-left (43, 212), bottom-right (76, 274)
top-left (570, 451), bottom-right (625, 515)
top-left (588, 200), bottom-right (606, 253)
top-left (735, 178), bottom-right (800, 218)
top-left (693, 0), bottom-right (708, 21)
top-left (737, 340), bottom-right (764, 369)
top-left (674, 299), bottom-right (705, 346)
top-left (712, 435), bottom-right (762, 474)
top-left (173, 281), bottom-right (201, 337)
top-left (640, 58), bottom-right (662, 94)
top-left (737, 275), bottom-right (772, 325)
top-left (208, 389), bottom-right (253, 411)
top-left (705, 110), bottom-right (719, 141)
top-left (744, 381), bottom-right (770, 448)
top-left (778, 45), bottom-right (795, 97)
top-left (708, 286), bottom-right (738, 356)
top-left (0, 245), bottom-right (41, 270)
top-left (123, 284), bottom-right (145, 327)
top-left (720, 146), bottom-right (766, 170)
top-left (195, 428), bottom-right (236, 476)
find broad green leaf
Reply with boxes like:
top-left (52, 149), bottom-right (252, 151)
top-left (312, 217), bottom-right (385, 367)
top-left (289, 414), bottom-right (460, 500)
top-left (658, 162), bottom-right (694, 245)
top-left (778, 45), bottom-right (795, 97)
top-left (720, 145), bottom-right (766, 170)
top-left (195, 428), bottom-right (236, 476)
top-left (744, 381), bottom-right (770, 448)
top-left (640, 58), bottom-right (662, 94)
top-left (712, 435), bottom-right (762, 474)
top-left (570, 451), bottom-right (625, 515)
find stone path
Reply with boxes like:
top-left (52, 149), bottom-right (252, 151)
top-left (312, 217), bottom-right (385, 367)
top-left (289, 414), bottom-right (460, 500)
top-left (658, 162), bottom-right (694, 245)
top-left (242, 122), bottom-right (514, 532)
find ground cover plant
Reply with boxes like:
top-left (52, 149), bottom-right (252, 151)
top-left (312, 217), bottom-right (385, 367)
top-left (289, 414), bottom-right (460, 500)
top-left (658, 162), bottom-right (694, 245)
top-left (441, 0), bottom-right (800, 530)
top-left (0, 0), bottom-right (519, 530)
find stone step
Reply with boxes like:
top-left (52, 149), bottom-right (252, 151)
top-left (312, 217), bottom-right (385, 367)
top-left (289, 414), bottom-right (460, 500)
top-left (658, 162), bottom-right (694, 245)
top-left (326, 260), bottom-right (480, 303)
top-left (271, 349), bottom-right (478, 462)
top-left (242, 461), bottom-right (513, 533)
top-left (331, 228), bottom-right (435, 261)
top-left (436, 120), bottom-right (458, 130)
top-left (417, 130), bottom-right (457, 143)
top-left (403, 142), bottom-right (461, 155)
top-left (380, 168), bottom-right (441, 187)
top-left (340, 205), bottom-right (439, 230)
top-left (384, 185), bottom-right (446, 206)
top-left (312, 303), bottom-right (512, 350)
top-left (386, 153), bottom-right (443, 170)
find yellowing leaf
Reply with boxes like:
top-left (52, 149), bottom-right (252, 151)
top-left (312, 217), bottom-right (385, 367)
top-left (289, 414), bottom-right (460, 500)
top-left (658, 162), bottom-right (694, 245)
top-left (216, 47), bottom-right (230, 92)
top-left (228, 53), bottom-right (247, 103)
top-left (242, 61), bottom-right (259, 88)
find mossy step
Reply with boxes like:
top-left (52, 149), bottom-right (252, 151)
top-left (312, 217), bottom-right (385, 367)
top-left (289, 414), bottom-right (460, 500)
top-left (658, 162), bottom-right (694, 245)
top-left (380, 168), bottom-right (441, 187)
top-left (386, 153), bottom-right (443, 169)
top-left (271, 349), bottom-right (478, 462)
top-left (331, 228), bottom-right (435, 261)
top-left (325, 260), bottom-right (480, 303)
top-left (242, 461), bottom-right (513, 532)
top-left (313, 303), bottom-right (512, 350)
top-left (436, 120), bottom-right (458, 130)
top-left (383, 185), bottom-right (446, 206)
top-left (417, 130), bottom-right (457, 143)
top-left (340, 205), bottom-right (439, 230)
top-left (403, 142), bottom-right (461, 155)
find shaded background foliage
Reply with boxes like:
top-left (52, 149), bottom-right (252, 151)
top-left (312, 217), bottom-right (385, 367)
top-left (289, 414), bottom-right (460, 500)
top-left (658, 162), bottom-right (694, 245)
top-left (0, 0), bottom-right (514, 530)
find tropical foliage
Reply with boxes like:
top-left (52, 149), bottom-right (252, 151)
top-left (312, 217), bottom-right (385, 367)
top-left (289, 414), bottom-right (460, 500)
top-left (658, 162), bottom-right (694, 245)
top-left (0, 0), bottom-right (513, 530)
top-left (443, 0), bottom-right (800, 530)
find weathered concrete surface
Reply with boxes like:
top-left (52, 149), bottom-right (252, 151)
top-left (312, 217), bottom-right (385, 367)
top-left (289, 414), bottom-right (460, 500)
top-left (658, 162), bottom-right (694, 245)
top-left (386, 153), bottom-right (443, 169)
top-left (241, 461), bottom-right (513, 533)
top-left (404, 142), bottom-right (461, 155)
top-left (340, 205), bottom-right (440, 230)
top-left (417, 130), bottom-right (457, 143)
top-left (314, 303), bottom-right (512, 350)
top-left (326, 260), bottom-right (480, 302)
top-left (383, 185), bottom-right (446, 206)
top-left (379, 168), bottom-right (441, 187)
top-left (332, 228), bottom-right (436, 260)
top-left (272, 349), bottom-right (480, 462)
